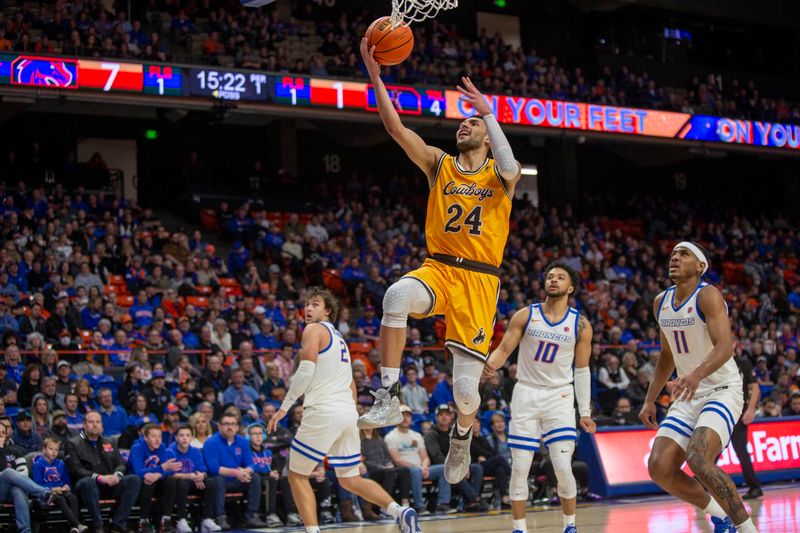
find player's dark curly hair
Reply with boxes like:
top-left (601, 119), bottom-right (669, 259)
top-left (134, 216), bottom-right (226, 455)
top-left (544, 261), bottom-right (580, 289)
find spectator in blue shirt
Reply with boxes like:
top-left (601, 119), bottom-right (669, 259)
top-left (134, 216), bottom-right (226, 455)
top-left (202, 412), bottom-right (265, 529)
top-left (227, 242), bottom-right (250, 276)
top-left (80, 297), bottom-right (104, 330)
top-left (256, 296), bottom-right (286, 329)
top-left (33, 437), bottom-right (86, 531)
top-left (6, 262), bottom-right (28, 293)
top-left (341, 257), bottom-right (368, 283)
top-left (128, 290), bottom-right (154, 329)
top-left (166, 425), bottom-right (220, 532)
top-left (253, 318), bottom-right (280, 350)
top-left (247, 423), bottom-right (283, 527)
top-left (355, 305), bottom-right (381, 342)
top-left (429, 372), bottom-right (454, 414)
top-left (128, 423), bottom-right (183, 532)
top-left (177, 317), bottom-right (199, 349)
top-left (109, 329), bottom-right (132, 367)
top-left (12, 410), bottom-right (43, 453)
top-left (97, 388), bottom-right (128, 438)
top-left (4, 345), bottom-right (26, 384)
top-left (0, 300), bottom-right (20, 334)
top-left (223, 369), bottom-right (260, 421)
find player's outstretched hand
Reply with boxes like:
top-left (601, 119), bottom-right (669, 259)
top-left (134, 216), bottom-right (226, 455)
top-left (267, 408), bottom-right (287, 434)
top-left (456, 76), bottom-right (492, 117)
top-left (579, 416), bottom-right (596, 434)
top-left (668, 373), bottom-right (699, 402)
top-left (638, 402), bottom-right (658, 429)
top-left (360, 38), bottom-right (381, 79)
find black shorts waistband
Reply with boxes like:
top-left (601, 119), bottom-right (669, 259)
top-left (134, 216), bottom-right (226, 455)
top-left (431, 253), bottom-right (500, 277)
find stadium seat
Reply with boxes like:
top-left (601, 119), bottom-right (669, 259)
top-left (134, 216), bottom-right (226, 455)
top-left (118, 295), bottom-right (134, 307)
top-left (186, 296), bottom-right (209, 308)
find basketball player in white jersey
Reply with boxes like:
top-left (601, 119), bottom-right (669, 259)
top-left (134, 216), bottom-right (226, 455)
top-left (484, 263), bottom-right (594, 533)
top-left (639, 242), bottom-right (757, 533)
top-left (267, 288), bottom-right (421, 533)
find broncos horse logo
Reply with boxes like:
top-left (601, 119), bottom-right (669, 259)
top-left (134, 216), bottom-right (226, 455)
top-left (43, 465), bottom-right (62, 483)
top-left (472, 327), bottom-right (486, 345)
top-left (13, 58), bottom-right (76, 87)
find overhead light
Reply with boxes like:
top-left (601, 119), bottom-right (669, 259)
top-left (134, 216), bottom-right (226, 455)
top-left (520, 166), bottom-right (538, 176)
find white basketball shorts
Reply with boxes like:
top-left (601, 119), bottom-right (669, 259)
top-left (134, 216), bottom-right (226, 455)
top-left (289, 406), bottom-right (361, 477)
top-left (508, 382), bottom-right (577, 453)
top-left (656, 385), bottom-right (743, 450)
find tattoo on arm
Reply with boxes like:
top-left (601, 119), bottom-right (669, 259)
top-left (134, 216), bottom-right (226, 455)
top-left (578, 315), bottom-right (589, 336)
top-left (687, 428), bottom-right (749, 524)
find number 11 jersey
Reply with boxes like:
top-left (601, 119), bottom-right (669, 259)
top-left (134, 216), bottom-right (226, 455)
top-left (658, 282), bottom-right (740, 397)
top-left (517, 303), bottom-right (580, 389)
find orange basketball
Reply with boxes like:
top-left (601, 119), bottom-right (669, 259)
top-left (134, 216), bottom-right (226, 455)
top-left (365, 16), bottom-right (414, 66)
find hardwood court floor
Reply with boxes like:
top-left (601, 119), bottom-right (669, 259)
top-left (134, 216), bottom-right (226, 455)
top-left (249, 484), bottom-right (798, 533)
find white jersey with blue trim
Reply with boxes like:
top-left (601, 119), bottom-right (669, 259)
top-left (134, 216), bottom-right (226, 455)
top-left (517, 303), bottom-right (580, 388)
top-left (658, 282), bottom-right (741, 397)
top-left (303, 321), bottom-right (356, 410)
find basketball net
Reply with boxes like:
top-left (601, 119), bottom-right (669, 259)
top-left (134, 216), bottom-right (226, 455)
top-left (390, 0), bottom-right (458, 26)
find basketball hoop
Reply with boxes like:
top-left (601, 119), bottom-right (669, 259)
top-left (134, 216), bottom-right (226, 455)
top-left (390, 0), bottom-right (458, 26)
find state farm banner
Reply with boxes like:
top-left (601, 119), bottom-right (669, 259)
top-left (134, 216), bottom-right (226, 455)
top-left (580, 417), bottom-right (800, 497)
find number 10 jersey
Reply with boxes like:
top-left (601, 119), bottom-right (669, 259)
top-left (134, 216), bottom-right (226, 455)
top-left (516, 303), bottom-right (580, 389)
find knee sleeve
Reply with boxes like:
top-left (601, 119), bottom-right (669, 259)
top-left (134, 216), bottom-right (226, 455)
top-left (510, 448), bottom-right (534, 502)
top-left (549, 441), bottom-right (577, 499)
top-left (452, 355), bottom-right (484, 415)
top-left (381, 278), bottom-right (433, 328)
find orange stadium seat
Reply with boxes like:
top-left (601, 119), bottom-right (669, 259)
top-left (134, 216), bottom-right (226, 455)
top-left (186, 296), bottom-right (209, 308)
top-left (196, 285), bottom-right (213, 295)
top-left (118, 295), bottom-right (134, 307)
top-left (218, 278), bottom-right (239, 287)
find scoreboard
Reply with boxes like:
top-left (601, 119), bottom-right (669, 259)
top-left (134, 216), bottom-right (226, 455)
top-left (1, 52), bottom-right (799, 152)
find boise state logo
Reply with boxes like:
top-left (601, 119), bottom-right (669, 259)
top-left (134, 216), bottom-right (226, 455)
top-left (43, 466), bottom-right (61, 483)
top-left (12, 57), bottom-right (78, 88)
top-left (180, 459), bottom-right (194, 473)
top-left (144, 455), bottom-right (161, 469)
top-left (254, 455), bottom-right (272, 468)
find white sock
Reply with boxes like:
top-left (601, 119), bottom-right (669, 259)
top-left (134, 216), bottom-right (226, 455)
top-left (702, 497), bottom-right (727, 519)
top-left (305, 526), bottom-right (320, 533)
top-left (381, 367), bottom-right (401, 388)
top-left (456, 422), bottom-right (471, 437)
top-left (513, 518), bottom-right (527, 532)
top-left (384, 501), bottom-right (402, 519)
top-left (735, 518), bottom-right (758, 533)
top-left (563, 514), bottom-right (576, 527)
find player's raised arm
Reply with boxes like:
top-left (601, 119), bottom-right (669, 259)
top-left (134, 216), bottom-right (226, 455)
top-left (360, 38), bottom-right (443, 185)
top-left (639, 292), bottom-right (677, 429)
top-left (484, 307), bottom-right (529, 378)
top-left (456, 76), bottom-right (522, 185)
top-left (670, 286), bottom-right (734, 402)
top-left (574, 314), bottom-right (595, 433)
top-left (267, 323), bottom-right (327, 433)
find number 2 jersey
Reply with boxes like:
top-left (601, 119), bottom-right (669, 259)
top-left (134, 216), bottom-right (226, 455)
top-left (517, 303), bottom-right (581, 388)
top-left (657, 282), bottom-right (741, 397)
top-left (303, 321), bottom-right (356, 411)
top-left (426, 154), bottom-right (512, 267)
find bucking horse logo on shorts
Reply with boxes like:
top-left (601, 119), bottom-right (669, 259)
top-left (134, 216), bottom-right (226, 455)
top-left (472, 327), bottom-right (486, 346)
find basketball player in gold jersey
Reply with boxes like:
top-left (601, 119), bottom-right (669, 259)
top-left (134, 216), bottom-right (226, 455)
top-left (358, 38), bottom-right (522, 485)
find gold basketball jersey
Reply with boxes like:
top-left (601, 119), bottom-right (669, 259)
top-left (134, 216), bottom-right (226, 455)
top-left (426, 154), bottom-right (512, 267)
